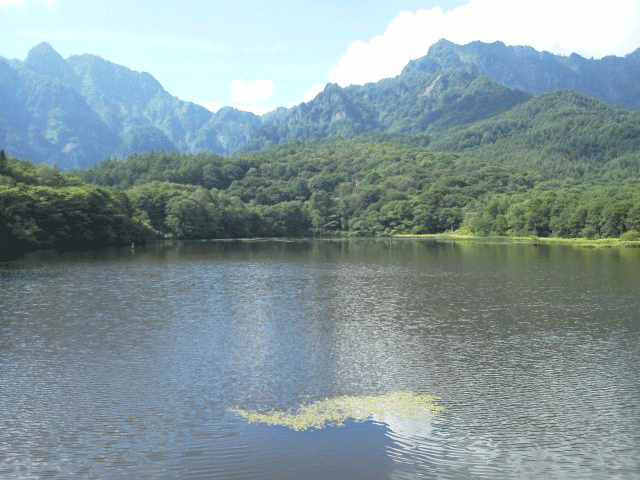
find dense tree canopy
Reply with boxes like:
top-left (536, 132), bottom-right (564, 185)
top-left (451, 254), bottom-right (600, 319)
top-left (76, 131), bottom-right (640, 241)
top-left (3, 88), bottom-right (640, 259)
top-left (0, 155), bottom-right (155, 259)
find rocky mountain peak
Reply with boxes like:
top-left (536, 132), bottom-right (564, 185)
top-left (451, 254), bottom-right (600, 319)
top-left (26, 42), bottom-right (61, 61)
top-left (401, 39), bottom-right (640, 110)
top-left (25, 42), bottom-right (79, 87)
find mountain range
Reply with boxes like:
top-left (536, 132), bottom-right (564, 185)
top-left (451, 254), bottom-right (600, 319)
top-left (1, 39), bottom-right (639, 170)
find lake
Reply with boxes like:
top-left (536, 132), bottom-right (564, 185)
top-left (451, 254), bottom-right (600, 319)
top-left (1, 238), bottom-right (639, 479)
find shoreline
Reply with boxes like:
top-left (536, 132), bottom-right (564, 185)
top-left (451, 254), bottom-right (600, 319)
top-left (393, 232), bottom-right (640, 248)
top-left (3, 233), bottom-right (640, 264)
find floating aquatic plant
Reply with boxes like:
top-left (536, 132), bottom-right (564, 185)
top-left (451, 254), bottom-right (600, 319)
top-left (229, 391), bottom-right (444, 431)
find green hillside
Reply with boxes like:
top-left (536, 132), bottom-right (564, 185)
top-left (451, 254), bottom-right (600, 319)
top-left (76, 88), bottom-right (640, 240)
top-left (4, 80), bottom-right (640, 259)
top-left (0, 151), bottom-right (156, 259)
top-left (428, 90), bottom-right (640, 183)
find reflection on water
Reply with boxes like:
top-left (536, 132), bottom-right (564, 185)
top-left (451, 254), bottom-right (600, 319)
top-left (0, 239), bottom-right (639, 479)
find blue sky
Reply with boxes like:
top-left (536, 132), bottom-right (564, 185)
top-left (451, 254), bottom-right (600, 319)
top-left (1, 0), bottom-right (639, 115)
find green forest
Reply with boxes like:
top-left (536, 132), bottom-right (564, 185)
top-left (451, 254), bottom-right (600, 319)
top-left (76, 137), bottom-right (640, 240)
top-left (0, 150), bottom-right (155, 259)
top-left (2, 90), bottom-right (640, 259)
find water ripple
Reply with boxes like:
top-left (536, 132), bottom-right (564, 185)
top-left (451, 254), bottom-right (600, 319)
top-left (1, 240), bottom-right (639, 479)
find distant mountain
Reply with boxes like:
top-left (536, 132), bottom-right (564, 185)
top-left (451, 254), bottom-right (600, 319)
top-left (403, 39), bottom-right (640, 111)
top-left (243, 69), bottom-right (531, 151)
top-left (1, 40), bottom-right (638, 169)
top-left (0, 43), bottom-right (260, 169)
top-left (0, 48), bottom-right (120, 169)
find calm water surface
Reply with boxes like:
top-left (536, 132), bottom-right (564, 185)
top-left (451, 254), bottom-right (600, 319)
top-left (1, 239), bottom-right (639, 479)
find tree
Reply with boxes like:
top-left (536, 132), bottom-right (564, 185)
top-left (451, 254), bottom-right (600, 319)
top-left (0, 150), bottom-right (6, 175)
top-left (628, 202), bottom-right (640, 232)
top-left (309, 190), bottom-right (333, 230)
top-left (600, 200), bottom-right (631, 238)
top-left (165, 193), bottom-right (218, 239)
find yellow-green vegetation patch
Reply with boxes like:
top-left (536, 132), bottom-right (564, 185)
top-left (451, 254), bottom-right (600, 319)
top-left (229, 391), bottom-right (445, 431)
top-left (395, 232), bottom-right (640, 249)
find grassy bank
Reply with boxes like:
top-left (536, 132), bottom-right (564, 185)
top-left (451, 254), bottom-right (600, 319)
top-left (394, 230), bottom-right (640, 249)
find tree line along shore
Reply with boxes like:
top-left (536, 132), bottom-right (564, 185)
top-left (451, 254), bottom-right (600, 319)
top-left (2, 136), bottom-right (640, 260)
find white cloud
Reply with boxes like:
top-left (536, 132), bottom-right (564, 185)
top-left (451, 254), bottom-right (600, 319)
top-left (229, 79), bottom-right (275, 115)
top-left (329, 0), bottom-right (640, 87)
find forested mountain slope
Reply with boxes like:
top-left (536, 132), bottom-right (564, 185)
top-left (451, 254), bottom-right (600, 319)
top-left (0, 43), bottom-right (260, 169)
top-left (1, 40), bottom-right (638, 169)
top-left (75, 86), bottom-right (640, 242)
top-left (428, 90), bottom-right (640, 182)
top-left (243, 70), bottom-right (530, 151)
top-left (4, 82), bottom-right (640, 262)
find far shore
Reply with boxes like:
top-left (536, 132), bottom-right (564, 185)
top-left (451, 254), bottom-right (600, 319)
top-left (393, 232), bottom-right (640, 249)
top-left (3, 233), bottom-right (640, 264)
